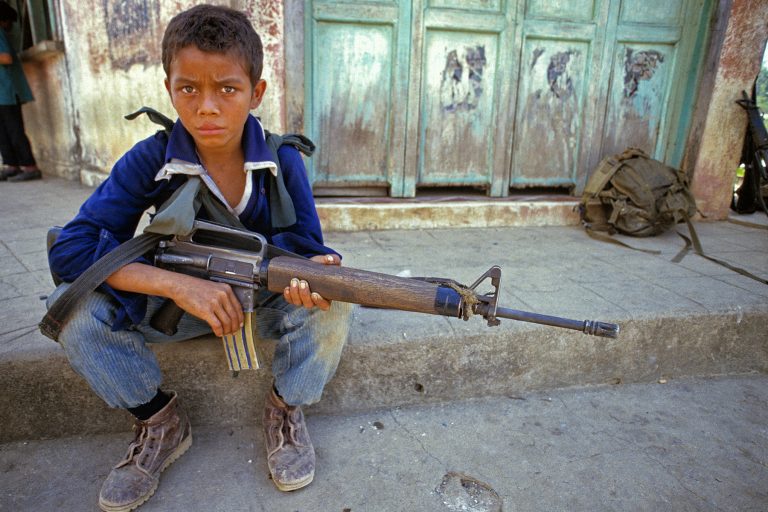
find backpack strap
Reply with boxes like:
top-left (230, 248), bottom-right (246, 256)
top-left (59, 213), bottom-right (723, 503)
top-left (581, 148), bottom-right (647, 203)
top-left (124, 107), bottom-right (175, 134)
top-left (125, 108), bottom-right (317, 229)
top-left (264, 131), bottom-right (316, 228)
top-left (675, 214), bottom-right (768, 285)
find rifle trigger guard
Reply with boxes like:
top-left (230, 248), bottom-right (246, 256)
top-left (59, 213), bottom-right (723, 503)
top-left (467, 266), bottom-right (502, 326)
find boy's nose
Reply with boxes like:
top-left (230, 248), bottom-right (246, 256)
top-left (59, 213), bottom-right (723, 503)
top-left (197, 93), bottom-right (220, 115)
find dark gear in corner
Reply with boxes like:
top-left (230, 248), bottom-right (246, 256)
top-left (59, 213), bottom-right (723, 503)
top-left (731, 87), bottom-right (768, 217)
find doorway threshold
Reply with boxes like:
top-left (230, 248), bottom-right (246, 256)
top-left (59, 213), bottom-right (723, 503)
top-left (315, 195), bottom-right (580, 232)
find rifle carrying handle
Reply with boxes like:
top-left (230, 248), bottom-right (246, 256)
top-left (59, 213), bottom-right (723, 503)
top-left (150, 299), bottom-right (185, 336)
top-left (265, 256), bottom-right (463, 317)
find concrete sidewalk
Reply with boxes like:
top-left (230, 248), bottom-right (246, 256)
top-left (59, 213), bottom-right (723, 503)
top-left (1, 176), bottom-right (767, 442)
top-left (2, 374), bottom-right (767, 511)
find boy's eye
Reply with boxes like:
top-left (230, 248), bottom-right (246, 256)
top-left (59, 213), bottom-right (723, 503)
top-left (222, 86), bottom-right (236, 93)
top-left (181, 85), bottom-right (195, 94)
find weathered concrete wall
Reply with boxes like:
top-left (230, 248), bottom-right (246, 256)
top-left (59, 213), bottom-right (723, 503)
top-left (21, 53), bottom-right (79, 179)
top-left (21, 0), bottom-right (287, 184)
top-left (689, 0), bottom-right (768, 219)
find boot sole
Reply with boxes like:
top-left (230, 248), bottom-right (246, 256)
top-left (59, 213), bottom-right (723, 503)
top-left (273, 470), bottom-right (314, 492)
top-left (98, 431), bottom-right (193, 512)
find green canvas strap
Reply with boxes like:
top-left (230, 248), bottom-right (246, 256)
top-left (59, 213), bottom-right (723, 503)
top-left (39, 232), bottom-right (171, 341)
top-left (263, 131), bottom-right (316, 228)
top-left (726, 217), bottom-right (768, 230)
top-left (40, 180), bottom-right (245, 342)
top-left (581, 148), bottom-right (647, 203)
top-left (673, 213), bottom-right (767, 284)
top-left (582, 225), bottom-right (661, 255)
top-left (579, 148), bottom-right (649, 232)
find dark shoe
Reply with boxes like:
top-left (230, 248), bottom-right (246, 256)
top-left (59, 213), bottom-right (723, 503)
top-left (263, 387), bottom-right (315, 491)
top-left (8, 168), bottom-right (42, 181)
top-left (98, 392), bottom-right (192, 512)
top-left (0, 166), bottom-right (21, 181)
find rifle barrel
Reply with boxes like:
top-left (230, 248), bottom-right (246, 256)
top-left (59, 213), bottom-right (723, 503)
top-left (494, 306), bottom-right (620, 338)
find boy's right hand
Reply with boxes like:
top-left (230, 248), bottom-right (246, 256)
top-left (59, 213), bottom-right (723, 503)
top-left (106, 263), bottom-right (244, 337)
top-left (170, 274), bottom-right (245, 337)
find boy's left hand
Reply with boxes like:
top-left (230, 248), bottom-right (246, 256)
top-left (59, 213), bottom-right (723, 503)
top-left (282, 254), bottom-right (340, 310)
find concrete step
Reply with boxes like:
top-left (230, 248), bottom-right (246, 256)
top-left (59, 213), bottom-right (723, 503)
top-left (1, 178), bottom-right (767, 442)
top-left (2, 271), bottom-right (767, 442)
top-left (2, 375), bottom-right (767, 512)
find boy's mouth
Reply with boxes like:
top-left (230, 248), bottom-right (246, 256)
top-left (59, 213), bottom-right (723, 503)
top-left (196, 123), bottom-right (226, 135)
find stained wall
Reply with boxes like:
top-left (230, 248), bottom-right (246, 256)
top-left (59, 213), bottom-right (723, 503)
top-left (20, 0), bottom-right (287, 185)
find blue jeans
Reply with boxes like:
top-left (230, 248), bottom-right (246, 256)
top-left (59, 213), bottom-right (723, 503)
top-left (47, 285), bottom-right (351, 409)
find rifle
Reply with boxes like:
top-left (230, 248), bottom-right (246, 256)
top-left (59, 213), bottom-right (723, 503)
top-left (734, 90), bottom-right (768, 216)
top-left (150, 221), bottom-right (619, 369)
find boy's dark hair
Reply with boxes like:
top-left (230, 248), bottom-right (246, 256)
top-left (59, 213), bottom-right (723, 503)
top-left (161, 4), bottom-right (264, 84)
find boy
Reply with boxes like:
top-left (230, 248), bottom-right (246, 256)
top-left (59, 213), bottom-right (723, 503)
top-left (47, 4), bottom-right (351, 511)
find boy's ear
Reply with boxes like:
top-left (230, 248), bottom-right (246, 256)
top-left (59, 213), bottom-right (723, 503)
top-left (164, 77), bottom-right (173, 101)
top-left (250, 79), bottom-right (267, 110)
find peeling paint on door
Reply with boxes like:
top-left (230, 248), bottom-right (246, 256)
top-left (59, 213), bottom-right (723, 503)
top-left (420, 31), bottom-right (499, 186)
top-left (440, 46), bottom-right (487, 112)
top-left (313, 24), bottom-right (394, 186)
top-left (623, 49), bottom-right (664, 98)
top-left (547, 50), bottom-right (577, 99)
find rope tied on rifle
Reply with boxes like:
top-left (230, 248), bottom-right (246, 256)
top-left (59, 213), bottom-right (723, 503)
top-left (418, 277), bottom-right (480, 321)
top-left (446, 282), bottom-right (480, 320)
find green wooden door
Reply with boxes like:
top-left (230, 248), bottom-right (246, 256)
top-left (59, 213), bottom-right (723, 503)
top-left (401, 1), bottom-right (517, 197)
top-left (303, 0), bottom-right (412, 196)
top-left (300, 0), bottom-right (711, 197)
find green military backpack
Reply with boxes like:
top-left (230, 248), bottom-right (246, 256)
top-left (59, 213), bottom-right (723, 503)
top-left (578, 147), bottom-right (767, 285)
top-left (579, 147), bottom-right (697, 238)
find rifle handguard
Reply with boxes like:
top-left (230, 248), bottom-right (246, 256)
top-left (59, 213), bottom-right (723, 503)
top-left (264, 256), bottom-right (465, 318)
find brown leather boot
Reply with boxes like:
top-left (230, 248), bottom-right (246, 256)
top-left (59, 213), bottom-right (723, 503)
top-left (263, 387), bottom-right (315, 491)
top-left (98, 392), bottom-right (192, 512)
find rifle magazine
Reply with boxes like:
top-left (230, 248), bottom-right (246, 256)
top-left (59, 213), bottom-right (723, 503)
top-left (221, 312), bottom-right (262, 371)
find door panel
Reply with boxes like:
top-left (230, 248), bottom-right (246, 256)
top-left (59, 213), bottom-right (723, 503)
top-left (619, 0), bottom-right (682, 25)
top-left (313, 23), bottom-right (394, 185)
top-left (599, 0), bottom-right (685, 160)
top-left (305, 1), bottom-right (411, 195)
top-left (510, 37), bottom-right (592, 187)
top-left (525, 0), bottom-right (596, 22)
top-left (407, 2), bottom-right (516, 195)
top-left (418, 30), bottom-right (500, 186)
top-left (601, 42), bottom-right (676, 157)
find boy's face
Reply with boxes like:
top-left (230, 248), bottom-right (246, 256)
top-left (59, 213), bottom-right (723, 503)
top-left (165, 46), bottom-right (266, 158)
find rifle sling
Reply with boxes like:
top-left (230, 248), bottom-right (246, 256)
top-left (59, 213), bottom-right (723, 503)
top-left (39, 232), bottom-right (171, 341)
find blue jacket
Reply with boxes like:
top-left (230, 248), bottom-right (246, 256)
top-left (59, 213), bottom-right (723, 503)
top-left (49, 114), bottom-right (334, 330)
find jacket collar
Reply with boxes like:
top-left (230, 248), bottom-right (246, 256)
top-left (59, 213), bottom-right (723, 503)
top-left (155, 114), bottom-right (278, 181)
